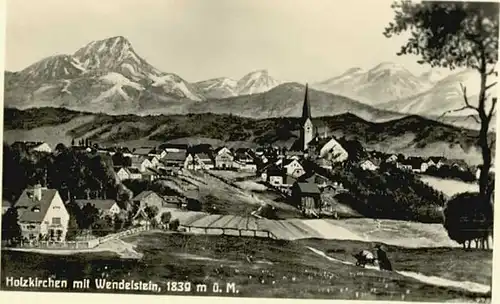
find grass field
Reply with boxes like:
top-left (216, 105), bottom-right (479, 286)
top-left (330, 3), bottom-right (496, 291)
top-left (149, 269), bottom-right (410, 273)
top-left (1, 231), bottom-right (491, 301)
top-left (418, 175), bottom-right (479, 197)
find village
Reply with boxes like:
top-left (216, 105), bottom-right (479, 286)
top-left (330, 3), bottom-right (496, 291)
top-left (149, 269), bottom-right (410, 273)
top-left (1, 85), bottom-right (489, 248)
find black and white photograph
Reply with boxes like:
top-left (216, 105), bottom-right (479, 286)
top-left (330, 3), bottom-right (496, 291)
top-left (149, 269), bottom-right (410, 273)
top-left (0, 0), bottom-right (498, 303)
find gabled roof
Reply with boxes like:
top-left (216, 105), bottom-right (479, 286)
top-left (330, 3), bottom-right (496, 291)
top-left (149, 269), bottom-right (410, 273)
top-left (295, 182), bottom-right (321, 195)
top-left (131, 157), bottom-right (150, 166)
top-left (75, 199), bottom-right (119, 211)
top-left (15, 188), bottom-right (59, 223)
top-left (134, 147), bottom-right (154, 155)
top-left (283, 158), bottom-right (302, 167)
top-left (163, 152), bottom-right (187, 161)
top-left (428, 156), bottom-right (445, 163)
top-left (128, 167), bottom-right (141, 174)
top-left (160, 143), bottom-right (189, 150)
top-left (283, 175), bottom-right (297, 185)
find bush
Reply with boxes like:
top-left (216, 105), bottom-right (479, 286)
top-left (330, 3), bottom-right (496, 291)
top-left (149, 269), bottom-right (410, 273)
top-left (170, 219), bottom-right (180, 231)
top-left (443, 192), bottom-right (493, 249)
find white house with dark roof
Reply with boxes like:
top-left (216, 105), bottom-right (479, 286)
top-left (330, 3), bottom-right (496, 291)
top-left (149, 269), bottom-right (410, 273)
top-left (14, 185), bottom-right (69, 241)
top-left (131, 157), bottom-right (153, 172)
top-left (75, 199), bottom-right (121, 218)
top-left (283, 159), bottom-right (305, 177)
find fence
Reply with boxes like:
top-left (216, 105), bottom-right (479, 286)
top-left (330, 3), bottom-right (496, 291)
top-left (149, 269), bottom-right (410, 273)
top-left (180, 224), bottom-right (278, 240)
top-left (15, 226), bottom-right (151, 250)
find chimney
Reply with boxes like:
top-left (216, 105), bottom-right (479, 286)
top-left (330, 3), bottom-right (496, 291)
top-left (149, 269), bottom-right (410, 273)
top-left (33, 184), bottom-right (42, 201)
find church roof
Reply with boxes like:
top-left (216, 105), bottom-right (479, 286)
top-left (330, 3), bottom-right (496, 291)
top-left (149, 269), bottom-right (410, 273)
top-left (302, 83), bottom-right (311, 121)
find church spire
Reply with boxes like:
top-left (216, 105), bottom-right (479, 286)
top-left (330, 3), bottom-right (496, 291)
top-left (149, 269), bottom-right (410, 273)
top-left (302, 83), bottom-right (311, 120)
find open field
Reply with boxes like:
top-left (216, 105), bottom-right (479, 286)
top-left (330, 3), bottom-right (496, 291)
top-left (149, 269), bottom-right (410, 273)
top-left (2, 232), bottom-right (489, 301)
top-left (169, 210), bottom-right (463, 248)
top-left (419, 175), bottom-right (479, 197)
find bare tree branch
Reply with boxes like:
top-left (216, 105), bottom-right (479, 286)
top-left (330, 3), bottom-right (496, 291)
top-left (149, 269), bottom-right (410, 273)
top-left (460, 83), bottom-right (480, 112)
top-left (488, 97), bottom-right (497, 120)
top-left (485, 82), bottom-right (497, 92)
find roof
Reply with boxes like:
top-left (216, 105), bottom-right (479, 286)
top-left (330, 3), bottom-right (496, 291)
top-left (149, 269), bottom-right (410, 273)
top-left (267, 166), bottom-right (286, 176)
top-left (446, 159), bottom-right (469, 168)
top-left (15, 188), bottom-right (59, 223)
top-left (429, 156), bottom-right (445, 162)
top-left (132, 190), bottom-right (160, 201)
top-left (163, 152), bottom-right (187, 161)
top-left (295, 182), bottom-right (321, 195)
top-left (75, 199), bottom-right (118, 211)
top-left (131, 157), bottom-right (149, 166)
top-left (283, 158), bottom-right (302, 167)
top-left (159, 143), bottom-right (189, 150)
top-left (283, 175), bottom-right (297, 185)
top-left (302, 83), bottom-right (311, 120)
top-left (128, 167), bottom-right (141, 174)
top-left (196, 152), bottom-right (211, 160)
top-left (134, 147), bottom-right (154, 155)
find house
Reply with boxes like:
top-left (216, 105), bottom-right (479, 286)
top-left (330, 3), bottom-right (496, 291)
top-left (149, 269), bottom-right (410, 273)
top-left (114, 167), bottom-right (131, 181)
top-left (215, 147), bottom-right (234, 169)
top-left (142, 168), bottom-right (161, 182)
top-left (299, 173), bottom-right (329, 188)
top-left (147, 155), bottom-right (161, 168)
top-left (447, 159), bottom-right (469, 171)
top-left (128, 168), bottom-right (143, 180)
top-left (234, 148), bottom-right (255, 164)
top-left (281, 175), bottom-right (297, 188)
top-left (283, 159), bottom-right (305, 177)
top-left (233, 160), bottom-right (257, 172)
top-left (132, 191), bottom-right (164, 210)
top-left (161, 143), bottom-right (189, 153)
top-left (359, 159), bottom-right (379, 171)
top-left (75, 199), bottom-right (121, 218)
top-left (12, 141), bottom-right (52, 153)
top-left (405, 157), bottom-right (427, 173)
top-left (290, 182), bottom-right (322, 217)
top-left (133, 147), bottom-right (155, 157)
top-left (385, 154), bottom-right (398, 163)
top-left (2, 200), bottom-right (13, 215)
top-left (131, 157), bottom-right (153, 172)
top-left (132, 209), bottom-right (150, 226)
top-left (185, 153), bottom-right (214, 170)
top-left (14, 185), bottom-right (69, 241)
top-left (162, 152), bottom-right (188, 169)
top-left (162, 195), bottom-right (185, 210)
top-left (427, 157), bottom-right (445, 169)
top-left (396, 162), bottom-right (413, 171)
top-left (315, 137), bottom-right (349, 163)
top-left (267, 167), bottom-right (286, 186)
top-left (148, 148), bottom-right (167, 159)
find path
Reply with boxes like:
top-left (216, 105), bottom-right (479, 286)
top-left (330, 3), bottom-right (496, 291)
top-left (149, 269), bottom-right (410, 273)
top-left (307, 246), bottom-right (490, 295)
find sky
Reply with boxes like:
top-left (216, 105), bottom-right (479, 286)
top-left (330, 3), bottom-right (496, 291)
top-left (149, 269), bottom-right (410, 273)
top-left (5, 0), bottom-right (447, 83)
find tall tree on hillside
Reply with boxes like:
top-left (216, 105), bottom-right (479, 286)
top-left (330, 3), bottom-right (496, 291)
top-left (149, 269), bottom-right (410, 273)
top-left (384, 1), bottom-right (497, 208)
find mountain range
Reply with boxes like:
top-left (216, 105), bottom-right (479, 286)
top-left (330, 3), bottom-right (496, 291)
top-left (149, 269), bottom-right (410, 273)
top-left (3, 35), bottom-right (496, 131)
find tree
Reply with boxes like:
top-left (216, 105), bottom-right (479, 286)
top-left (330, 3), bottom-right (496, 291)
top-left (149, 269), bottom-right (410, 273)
top-left (71, 138), bottom-right (75, 147)
top-left (170, 219), bottom-right (180, 231)
top-left (161, 212), bottom-right (172, 225)
top-left (144, 205), bottom-right (159, 220)
top-left (384, 1), bottom-right (497, 209)
top-left (443, 192), bottom-right (492, 249)
top-left (1, 207), bottom-right (22, 245)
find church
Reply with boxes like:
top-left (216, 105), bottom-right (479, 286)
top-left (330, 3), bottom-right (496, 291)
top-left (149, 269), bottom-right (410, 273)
top-left (289, 84), bottom-right (349, 163)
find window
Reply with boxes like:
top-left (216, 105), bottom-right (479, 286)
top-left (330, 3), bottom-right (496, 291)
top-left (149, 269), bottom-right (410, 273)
top-left (53, 206), bottom-right (60, 209)
top-left (52, 217), bottom-right (61, 225)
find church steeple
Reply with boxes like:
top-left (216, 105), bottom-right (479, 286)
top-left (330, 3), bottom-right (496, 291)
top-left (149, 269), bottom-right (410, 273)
top-left (302, 83), bottom-right (311, 121)
top-left (300, 83), bottom-right (314, 152)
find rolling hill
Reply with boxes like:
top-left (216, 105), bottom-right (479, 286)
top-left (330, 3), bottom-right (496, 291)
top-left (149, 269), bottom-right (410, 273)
top-left (4, 107), bottom-right (493, 165)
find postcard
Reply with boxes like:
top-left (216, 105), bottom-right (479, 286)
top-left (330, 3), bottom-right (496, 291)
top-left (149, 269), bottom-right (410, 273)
top-left (0, 0), bottom-right (497, 303)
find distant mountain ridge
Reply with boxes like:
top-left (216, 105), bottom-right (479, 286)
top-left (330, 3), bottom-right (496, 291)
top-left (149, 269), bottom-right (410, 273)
top-left (193, 69), bottom-right (281, 99)
top-left (312, 62), bottom-right (433, 106)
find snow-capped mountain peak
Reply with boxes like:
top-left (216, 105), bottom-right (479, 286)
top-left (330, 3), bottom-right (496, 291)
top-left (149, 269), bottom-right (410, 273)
top-left (236, 69), bottom-right (281, 95)
top-left (312, 62), bottom-right (432, 105)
